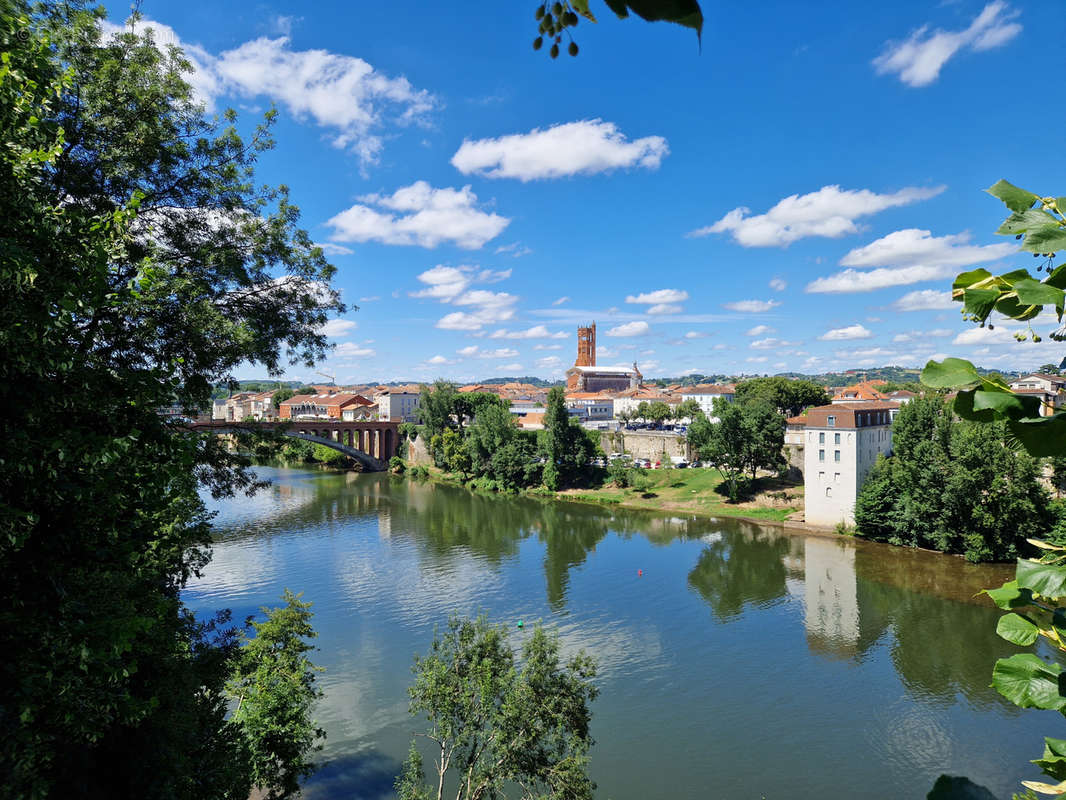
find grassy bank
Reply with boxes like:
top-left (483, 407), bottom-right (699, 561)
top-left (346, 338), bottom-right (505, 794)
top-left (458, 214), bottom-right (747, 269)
top-left (555, 468), bottom-right (801, 522)
top-left (411, 463), bottom-right (802, 523)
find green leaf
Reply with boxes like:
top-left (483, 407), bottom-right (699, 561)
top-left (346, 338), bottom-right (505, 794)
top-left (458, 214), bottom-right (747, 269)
top-left (961, 287), bottom-right (1000, 320)
top-left (571, 0), bottom-right (597, 21)
top-left (996, 612), bottom-right (1040, 646)
top-left (1035, 737), bottom-right (1066, 783)
top-left (970, 388), bottom-right (1040, 420)
top-left (1006, 415), bottom-right (1066, 458)
top-left (953, 268), bottom-right (993, 289)
top-left (997, 208), bottom-right (1061, 235)
top-left (1023, 225), bottom-right (1066, 255)
top-left (1013, 277), bottom-right (1065, 307)
top-left (1017, 558), bottom-right (1066, 599)
top-left (605, 0), bottom-right (703, 33)
top-left (921, 357), bottom-right (981, 389)
top-left (1043, 264), bottom-right (1066, 289)
top-left (984, 580), bottom-right (1036, 610)
top-left (987, 179), bottom-right (1039, 213)
top-left (991, 653), bottom-right (1066, 710)
top-left (993, 294), bottom-right (1042, 321)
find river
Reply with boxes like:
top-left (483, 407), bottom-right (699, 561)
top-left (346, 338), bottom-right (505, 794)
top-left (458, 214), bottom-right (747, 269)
top-left (187, 466), bottom-right (1055, 799)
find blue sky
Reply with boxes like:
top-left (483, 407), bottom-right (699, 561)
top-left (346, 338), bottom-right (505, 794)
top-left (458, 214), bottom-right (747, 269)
top-left (104, 1), bottom-right (1066, 382)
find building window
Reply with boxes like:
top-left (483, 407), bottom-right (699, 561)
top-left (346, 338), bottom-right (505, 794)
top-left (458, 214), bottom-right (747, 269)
top-left (827, 415), bottom-right (836, 427)
top-left (819, 432), bottom-right (825, 444)
top-left (826, 487), bottom-right (833, 497)
top-left (834, 450), bottom-right (840, 462)
top-left (834, 433), bottom-right (841, 445)
top-left (819, 449), bottom-right (825, 462)
top-left (834, 472), bottom-right (840, 483)
top-left (818, 471), bottom-right (825, 480)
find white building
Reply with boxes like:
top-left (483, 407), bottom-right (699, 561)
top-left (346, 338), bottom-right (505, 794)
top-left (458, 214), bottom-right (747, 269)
top-left (1009, 374), bottom-right (1066, 417)
top-left (679, 384), bottom-right (735, 420)
top-left (564, 393), bottom-right (615, 421)
top-left (378, 390), bottom-right (420, 422)
top-left (797, 403), bottom-right (898, 527)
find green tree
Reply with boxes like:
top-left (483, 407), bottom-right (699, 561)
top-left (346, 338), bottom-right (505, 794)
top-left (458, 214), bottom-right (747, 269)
top-left (0, 6), bottom-right (333, 796)
top-left (226, 591), bottom-right (325, 800)
top-left (273, 388), bottom-right (296, 409)
top-left (734, 377), bottom-right (830, 417)
top-left (854, 395), bottom-right (1051, 562)
top-left (397, 616), bottom-right (598, 800)
top-left (540, 387), bottom-right (594, 489)
top-left (465, 402), bottom-right (518, 476)
top-left (690, 398), bottom-right (785, 500)
top-left (675, 397), bottom-right (702, 421)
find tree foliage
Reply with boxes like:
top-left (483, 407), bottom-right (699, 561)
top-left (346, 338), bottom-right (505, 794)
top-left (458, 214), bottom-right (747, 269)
top-left (919, 180), bottom-right (1066, 793)
top-left (398, 616), bottom-right (598, 800)
top-left (734, 377), bottom-right (830, 418)
top-left (540, 387), bottom-right (595, 489)
top-left (686, 399), bottom-right (785, 501)
top-left (1, 5), bottom-right (330, 796)
top-left (854, 396), bottom-right (1051, 562)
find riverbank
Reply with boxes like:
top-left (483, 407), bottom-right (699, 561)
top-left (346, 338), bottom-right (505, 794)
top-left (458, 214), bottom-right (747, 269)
top-left (416, 465), bottom-right (802, 524)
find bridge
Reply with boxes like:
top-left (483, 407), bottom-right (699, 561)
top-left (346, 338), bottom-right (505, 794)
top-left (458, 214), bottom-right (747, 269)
top-left (190, 419), bottom-right (402, 472)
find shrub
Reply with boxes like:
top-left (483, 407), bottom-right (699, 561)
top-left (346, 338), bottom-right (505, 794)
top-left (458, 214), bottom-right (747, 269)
top-left (389, 456), bottom-right (406, 474)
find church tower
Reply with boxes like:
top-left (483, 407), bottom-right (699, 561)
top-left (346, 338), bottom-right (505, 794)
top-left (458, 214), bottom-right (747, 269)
top-left (576, 322), bottom-right (596, 367)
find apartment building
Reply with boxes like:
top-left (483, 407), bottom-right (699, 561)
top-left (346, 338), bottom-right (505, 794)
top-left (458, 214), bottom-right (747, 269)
top-left (377, 390), bottom-right (421, 422)
top-left (793, 402), bottom-right (898, 527)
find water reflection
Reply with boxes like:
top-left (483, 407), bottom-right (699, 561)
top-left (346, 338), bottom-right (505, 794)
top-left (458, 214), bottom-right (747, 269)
top-left (196, 468), bottom-right (1038, 799)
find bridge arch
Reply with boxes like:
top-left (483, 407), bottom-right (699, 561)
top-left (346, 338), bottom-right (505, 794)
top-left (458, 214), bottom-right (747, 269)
top-left (191, 420), bottom-right (401, 472)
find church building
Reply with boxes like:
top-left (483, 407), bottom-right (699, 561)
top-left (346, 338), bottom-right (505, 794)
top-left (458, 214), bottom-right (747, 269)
top-left (564, 322), bottom-right (642, 392)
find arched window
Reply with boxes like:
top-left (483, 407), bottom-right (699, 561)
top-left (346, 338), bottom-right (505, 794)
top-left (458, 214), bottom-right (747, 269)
top-left (825, 487), bottom-right (832, 497)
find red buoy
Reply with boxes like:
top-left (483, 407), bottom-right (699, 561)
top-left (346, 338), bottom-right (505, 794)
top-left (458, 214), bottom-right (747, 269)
top-left (638, 569), bottom-right (643, 577)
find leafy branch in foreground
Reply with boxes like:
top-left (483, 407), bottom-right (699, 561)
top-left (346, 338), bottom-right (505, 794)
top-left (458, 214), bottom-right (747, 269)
top-left (397, 616), bottom-right (598, 800)
top-left (531, 0), bottom-right (703, 59)
top-left (920, 180), bottom-right (1066, 794)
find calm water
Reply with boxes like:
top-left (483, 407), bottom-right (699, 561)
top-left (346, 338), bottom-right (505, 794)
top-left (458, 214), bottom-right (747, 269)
top-left (188, 466), bottom-right (1058, 799)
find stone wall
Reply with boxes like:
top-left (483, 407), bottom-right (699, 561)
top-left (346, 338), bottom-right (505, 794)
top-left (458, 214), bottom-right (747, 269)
top-left (600, 430), bottom-right (692, 462)
top-left (406, 434), bottom-right (434, 466)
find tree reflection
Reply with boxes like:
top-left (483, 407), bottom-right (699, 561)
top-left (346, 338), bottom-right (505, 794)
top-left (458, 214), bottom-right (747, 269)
top-left (686, 525), bottom-right (792, 620)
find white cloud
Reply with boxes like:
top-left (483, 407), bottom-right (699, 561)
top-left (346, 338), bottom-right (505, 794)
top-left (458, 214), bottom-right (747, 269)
top-left (481, 348), bottom-right (519, 359)
top-left (769, 278), bottom-right (787, 291)
top-left (334, 342), bottom-right (375, 357)
top-left (494, 242), bottom-right (532, 257)
top-left (840, 228), bottom-right (1015, 268)
top-left (498, 362), bottom-right (524, 372)
top-left (457, 345), bottom-right (479, 357)
top-left (427, 355), bottom-right (450, 365)
top-left (685, 331), bottom-right (708, 339)
top-left (647, 303), bottom-right (682, 315)
top-left (411, 265), bottom-right (477, 301)
top-left (314, 242), bottom-right (354, 256)
top-left (358, 295), bottom-right (380, 303)
top-left (751, 337), bottom-right (800, 350)
top-left (606, 321), bottom-right (651, 337)
top-left (688, 185), bottom-right (944, 247)
top-left (326, 182), bottom-right (509, 249)
top-left (552, 296), bottom-right (571, 306)
top-left (489, 325), bottom-right (567, 340)
top-left (436, 306), bottom-right (516, 330)
top-left (953, 326), bottom-right (1017, 346)
top-left (806, 264), bottom-right (950, 293)
top-left (102, 19), bottom-right (437, 168)
top-left (819, 324), bottom-right (873, 341)
top-left (723, 299), bottom-right (781, 312)
top-left (894, 328), bottom-right (953, 343)
top-left (747, 356), bottom-right (769, 363)
top-left (745, 324), bottom-right (775, 337)
top-left (451, 119), bottom-right (668, 181)
top-left (535, 356), bottom-right (563, 370)
top-left (873, 2), bottom-right (1022, 88)
top-left (318, 319), bottom-right (358, 337)
top-left (626, 289), bottom-right (689, 305)
top-left (893, 289), bottom-right (955, 311)
top-left (533, 343), bottom-right (564, 350)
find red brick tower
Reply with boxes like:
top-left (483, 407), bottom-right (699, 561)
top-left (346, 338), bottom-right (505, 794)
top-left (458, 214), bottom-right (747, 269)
top-left (576, 322), bottom-right (596, 367)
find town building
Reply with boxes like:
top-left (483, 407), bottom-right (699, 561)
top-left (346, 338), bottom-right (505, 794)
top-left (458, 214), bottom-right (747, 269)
top-left (1009, 374), bottom-right (1066, 417)
top-left (791, 402), bottom-right (899, 527)
top-left (564, 392), bottom-right (615, 421)
top-left (612, 386), bottom-right (680, 417)
top-left (278, 392), bottom-right (373, 420)
top-left (679, 384), bottom-right (736, 419)
top-left (564, 322), bottom-right (642, 392)
top-left (216, 390), bottom-right (277, 422)
top-left (831, 381), bottom-right (890, 404)
top-left (377, 389), bottom-right (421, 422)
